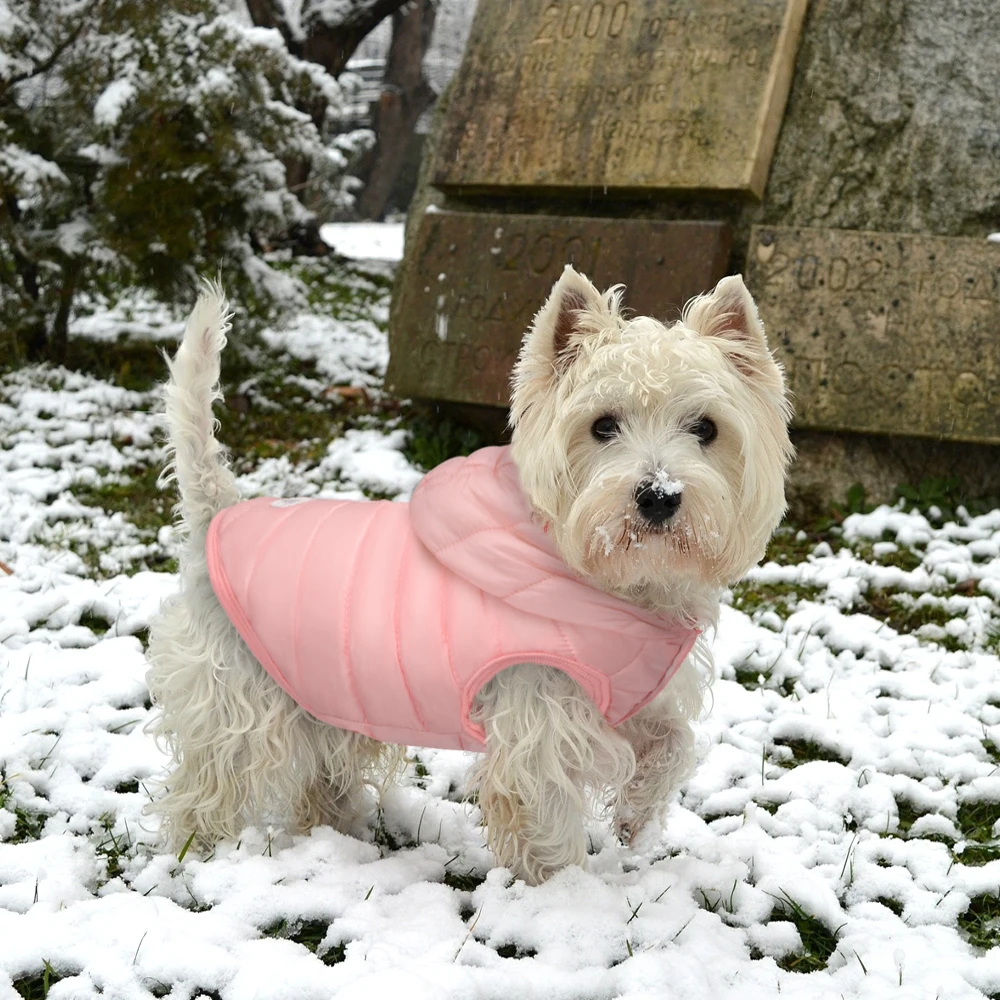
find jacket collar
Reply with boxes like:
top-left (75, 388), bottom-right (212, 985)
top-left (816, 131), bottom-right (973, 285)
top-left (409, 447), bottom-right (699, 640)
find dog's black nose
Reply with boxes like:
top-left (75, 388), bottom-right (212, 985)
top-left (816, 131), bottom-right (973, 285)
top-left (634, 478), bottom-right (682, 525)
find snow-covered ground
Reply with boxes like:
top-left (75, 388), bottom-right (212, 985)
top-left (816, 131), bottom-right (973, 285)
top-left (2, 246), bottom-right (1000, 999)
top-left (320, 223), bottom-right (404, 262)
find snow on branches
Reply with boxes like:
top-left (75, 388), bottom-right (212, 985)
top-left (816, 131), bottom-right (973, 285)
top-left (0, 0), bottom-right (371, 359)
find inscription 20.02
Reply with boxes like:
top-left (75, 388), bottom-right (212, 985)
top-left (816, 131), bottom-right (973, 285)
top-left (758, 252), bottom-right (883, 293)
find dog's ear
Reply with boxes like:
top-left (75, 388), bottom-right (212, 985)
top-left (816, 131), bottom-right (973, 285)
top-left (683, 275), bottom-right (777, 381)
top-left (528, 265), bottom-right (611, 374)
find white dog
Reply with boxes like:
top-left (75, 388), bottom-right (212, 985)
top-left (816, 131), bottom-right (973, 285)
top-left (146, 266), bottom-right (793, 884)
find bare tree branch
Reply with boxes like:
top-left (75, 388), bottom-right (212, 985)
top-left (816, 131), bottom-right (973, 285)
top-left (245, 0), bottom-right (302, 56)
top-left (1, 0), bottom-right (99, 102)
top-left (300, 0), bottom-right (410, 77)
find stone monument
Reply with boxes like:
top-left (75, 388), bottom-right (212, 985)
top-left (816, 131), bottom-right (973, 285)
top-left (389, 0), bottom-right (806, 414)
top-left (388, 0), bottom-right (1000, 511)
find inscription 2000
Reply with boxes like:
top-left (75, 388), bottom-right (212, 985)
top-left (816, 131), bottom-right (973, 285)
top-left (746, 226), bottom-right (1000, 444)
top-left (435, 0), bottom-right (807, 197)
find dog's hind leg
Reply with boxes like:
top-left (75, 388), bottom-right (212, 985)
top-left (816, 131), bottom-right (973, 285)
top-left (290, 716), bottom-right (390, 835)
top-left (469, 664), bottom-right (635, 885)
top-left (147, 573), bottom-right (382, 847)
top-left (146, 573), bottom-right (266, 848)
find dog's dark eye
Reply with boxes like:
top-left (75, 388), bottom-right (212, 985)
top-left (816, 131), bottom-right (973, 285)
top-left (591, 415), bottom-right (620, 442)
top-left (691, 417), bottom-right (718, 445)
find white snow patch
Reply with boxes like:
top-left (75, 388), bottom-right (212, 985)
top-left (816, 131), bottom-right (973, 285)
top-left (319, 223), bottom-right (404, 261)
top-left (93, 79), bottom-right (137, 126)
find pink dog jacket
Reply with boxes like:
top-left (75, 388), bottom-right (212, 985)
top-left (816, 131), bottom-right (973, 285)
top-left (206, 446), bottom-right (699, 751)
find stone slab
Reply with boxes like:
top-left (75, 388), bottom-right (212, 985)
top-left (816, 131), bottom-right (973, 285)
top-left (433, 0), bottom-right (806, 198)
top-left (387, 211), bottom-right (732, 406)
top-left (746, 226), bottom-right (1000, 444)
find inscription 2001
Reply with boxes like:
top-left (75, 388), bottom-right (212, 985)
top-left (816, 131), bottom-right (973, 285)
top-left (746, 226), bottom-right (1000, 444)
top-left (387, 212), bottom-right (731, 408)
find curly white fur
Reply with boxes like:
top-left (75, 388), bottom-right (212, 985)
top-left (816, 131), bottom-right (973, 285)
top-left (146, 269), bottom-right (791, 884)
top-left (147, 284), bottom-right (389, 848)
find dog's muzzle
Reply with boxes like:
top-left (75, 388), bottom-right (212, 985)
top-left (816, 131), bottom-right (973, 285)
top-left (634, 479), bottom-right (682, 525)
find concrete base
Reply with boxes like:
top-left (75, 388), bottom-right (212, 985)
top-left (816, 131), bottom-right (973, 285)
top-left (786, 430), bottom-right (1000, 518)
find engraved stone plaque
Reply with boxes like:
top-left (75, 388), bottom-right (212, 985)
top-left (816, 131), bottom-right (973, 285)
top-left (746, 226), bottom-right (1000, 443)
top-left (434, 0), bottom-right (806, 198)
top-left (388, 211), bottom-right (732, 407)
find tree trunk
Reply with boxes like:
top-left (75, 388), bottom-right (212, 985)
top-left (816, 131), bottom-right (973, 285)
top-left (245, 0), bottom-right (414, 246)
top-left (356, 0), bottom-right (437, 221)
top-left (49, 262), bottom-right (80, 365)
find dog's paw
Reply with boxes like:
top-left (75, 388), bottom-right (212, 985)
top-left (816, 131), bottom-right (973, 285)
top-left (614, 803), bottom-right (646, 846)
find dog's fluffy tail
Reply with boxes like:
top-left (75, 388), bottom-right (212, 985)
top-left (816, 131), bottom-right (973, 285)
top-left (162, 281), bottom-right (239, 538)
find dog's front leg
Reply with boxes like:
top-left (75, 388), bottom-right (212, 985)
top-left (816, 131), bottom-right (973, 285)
top-left (612, 656), bottom-right (705, 845)
top-left (469, 663), bottom-right (634, 884)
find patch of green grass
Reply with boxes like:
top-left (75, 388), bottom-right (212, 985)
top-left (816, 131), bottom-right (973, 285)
top-left (372, 807), bottom-right (414, 853)
top-left (959, 893), bottom-right (1000, 951)
top-left (264, 919), bottom-right (346, 966)
top-left (984, 623), bottom-right (1000, 658)
top-left (493, 942), bottom-right (537, 959)
top-left (0, 773), bottom-right (46, 843)
top-left (59, 336), bottom-right (174, 392)
top-left (733, 658), bottom-right (797, 697)
top-left (957, 799), bottom-right (1000, 839)
top-left (215, 371), bottom-right (393, 475)
top-left (94, 813), bottom-right (131, 881)
top-left (853, 591), bottom-right (963, 650)
top-left (74, 465), bottom-right (172, 534)
top-left (895, 478), bottom-right (1000, 526)
top-left (767, 890), bottom-right (842, 974)
top-left (874, 896), bottom-right (904, 917)
top-left (771, 738), bottom-right (848, 769)
top-left (12, 961), bottom-right (64, 999)
top-left (730, 581), bottom-right (823, 620)
top-left (696, 884), bottom-right (740, 918)
top-left (444, 869), bottom-right (487, 892)
top-left (956, 798), bottom-right (1000, 849)
top-left (763, 525), bottom-right (846, 566)
top-left (11, 809), bottom-right (44, 843)
top-left (270, 255), bottom-right (394, 320)
top-left (851, 541), bottom-right (925, 573)
top-left (78, 611), bottom-right (111, 635)
top-left (957, 844), bottom-right (1000, 866)
top-left (895, 798), bottom-right (932, 836)
top-left (403, 409), bottom-right (484, 473)
top-left (952, 794), bottom-right (1000, 865)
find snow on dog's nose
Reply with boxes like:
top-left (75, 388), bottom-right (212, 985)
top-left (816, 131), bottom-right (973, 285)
top-left (633, 477), bottom-right (682, 525)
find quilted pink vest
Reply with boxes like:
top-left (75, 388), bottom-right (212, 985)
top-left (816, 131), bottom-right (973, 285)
top-left (206, 447), bottom-right (699, 751)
